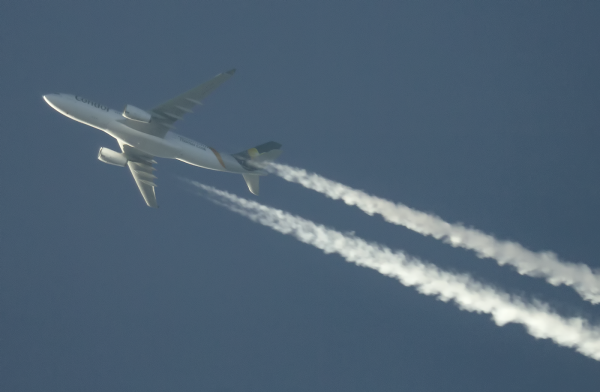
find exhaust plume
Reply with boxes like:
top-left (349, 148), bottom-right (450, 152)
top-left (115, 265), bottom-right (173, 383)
top-left (264, 163), bottom-right (600, 304)
top-left (187, 180), bottom-right (600, 361)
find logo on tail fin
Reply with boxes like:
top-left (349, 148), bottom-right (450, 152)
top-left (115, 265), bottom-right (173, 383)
top-left (233, 141), bottom-right (282, 171)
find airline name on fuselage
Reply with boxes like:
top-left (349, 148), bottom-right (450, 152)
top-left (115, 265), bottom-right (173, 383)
top-left (76, 96), bottom-right (109, 112)
top-left (179, 136), bottom-right (207, 150)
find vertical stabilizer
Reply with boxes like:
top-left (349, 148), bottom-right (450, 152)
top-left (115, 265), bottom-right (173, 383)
top-left (242, 174), bottom-right (260, 195)
top-left (232, 141), bottom-right (282, 171)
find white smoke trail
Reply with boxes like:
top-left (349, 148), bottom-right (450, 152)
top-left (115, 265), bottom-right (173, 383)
top-left (186, 180), bottom-right (600, 361)
top-left (264, 163), bottom-right (600, 304)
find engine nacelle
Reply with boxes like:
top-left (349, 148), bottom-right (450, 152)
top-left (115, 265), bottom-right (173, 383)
top-left (123, 104), bottom-right (152, 123)
top-left (98, 147), bottom-right (128, 167)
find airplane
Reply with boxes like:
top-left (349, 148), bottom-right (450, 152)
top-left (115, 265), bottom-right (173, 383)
top-left (43, 69), bottom-right (282, 208)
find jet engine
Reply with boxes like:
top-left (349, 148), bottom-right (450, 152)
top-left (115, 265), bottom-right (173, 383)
top-left (98, 147), bottom-right (128, 167)
top-left (123, 104), bottom-right (152, 123)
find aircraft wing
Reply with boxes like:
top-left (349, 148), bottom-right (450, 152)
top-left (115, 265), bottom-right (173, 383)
top-left (116, 69), bottom-right (236, 139)
top-left (150, 69), bottom-right (236, 128)
top-left (120, 143), bottom-right (158, 208)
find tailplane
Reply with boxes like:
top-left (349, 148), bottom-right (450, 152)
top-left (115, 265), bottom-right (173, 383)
top-left (234, 141), bottom-right (282, 195)
top-left (242, 174), bottom-right (260, 195)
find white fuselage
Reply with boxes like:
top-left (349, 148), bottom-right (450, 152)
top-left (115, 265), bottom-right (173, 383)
top-left (43, 93), bottom-right (251, 174)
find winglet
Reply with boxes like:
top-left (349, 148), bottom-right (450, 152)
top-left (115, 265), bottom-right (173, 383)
top-left (226, 68), bottom-right (236, 75)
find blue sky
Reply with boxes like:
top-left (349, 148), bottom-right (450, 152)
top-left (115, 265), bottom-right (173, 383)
top-left (2, 1), bottom-right (600, 391)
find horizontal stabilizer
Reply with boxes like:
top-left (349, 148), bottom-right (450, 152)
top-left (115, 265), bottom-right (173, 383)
top-left (242, 174), bottom-right (260, 195)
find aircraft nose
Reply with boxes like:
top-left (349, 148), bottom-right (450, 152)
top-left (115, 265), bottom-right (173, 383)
top-left (43, 93), bottom-right (67, 114)
top-left (43, 94), bottom-right (59, 105)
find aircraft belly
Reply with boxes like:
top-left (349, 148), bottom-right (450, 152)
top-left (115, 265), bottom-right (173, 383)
top-left (61, 101), bottom-right (111, 130)
top-left (177, 144), bottom-right (226, 171)
top-left (105, 121), bottom-right (180, 158)
top-left (177, 145), bottom-right (249, 173)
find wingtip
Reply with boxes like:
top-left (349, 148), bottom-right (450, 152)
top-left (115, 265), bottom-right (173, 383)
top-left (226, 68), bottom-right (236, 75)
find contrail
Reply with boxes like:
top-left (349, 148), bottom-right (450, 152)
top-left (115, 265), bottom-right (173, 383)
top-left (186, 180), bottom-right (600, 361)
top-left (264, 163), bottom-right (600, 304)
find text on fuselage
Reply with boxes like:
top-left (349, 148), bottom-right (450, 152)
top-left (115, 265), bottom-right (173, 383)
top-left (179, 136), bottom-right (207, 150)
top-left (76, 96), bottom-right (109, 112)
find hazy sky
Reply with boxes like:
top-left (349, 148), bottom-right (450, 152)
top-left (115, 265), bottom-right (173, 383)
top-left (2, 1), bottom-right (600, 391)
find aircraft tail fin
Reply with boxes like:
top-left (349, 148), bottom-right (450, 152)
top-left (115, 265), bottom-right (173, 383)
top-left (235, 142), bottom-right (282, 195)
top-left (242, 174), bottom-right (260, 195)
top-left (232, 141), bottom-right (282, 173)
